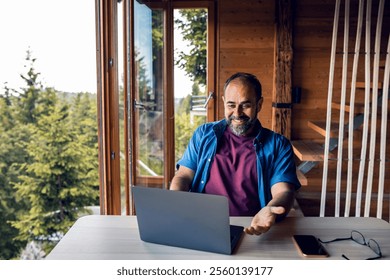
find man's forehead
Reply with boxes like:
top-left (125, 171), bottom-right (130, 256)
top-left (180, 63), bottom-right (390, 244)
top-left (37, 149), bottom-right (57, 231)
top-left (225, 99), bottom-right (252, 104)
top-left (225, 79), bottom-right (256, 94)
top-left (224, 86), bottom-right (257, 103)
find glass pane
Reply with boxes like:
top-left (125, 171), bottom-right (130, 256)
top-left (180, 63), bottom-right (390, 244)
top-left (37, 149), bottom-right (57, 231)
top-left (174, 8), bottom-right (208, 164)
top-left (134, 1), bottom-right (164, 184)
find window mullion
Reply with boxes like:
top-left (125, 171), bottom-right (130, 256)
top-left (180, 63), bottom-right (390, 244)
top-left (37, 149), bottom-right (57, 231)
top-left (96, 0), bottom-right (122, 215)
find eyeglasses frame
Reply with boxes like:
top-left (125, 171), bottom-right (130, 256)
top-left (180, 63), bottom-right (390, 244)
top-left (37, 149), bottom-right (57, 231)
top-left (318, 230), bottom-right (382, 260)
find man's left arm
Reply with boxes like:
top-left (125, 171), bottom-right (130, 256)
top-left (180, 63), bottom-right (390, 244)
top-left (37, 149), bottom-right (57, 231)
top-left (244, 182), bottom-right (296, 235)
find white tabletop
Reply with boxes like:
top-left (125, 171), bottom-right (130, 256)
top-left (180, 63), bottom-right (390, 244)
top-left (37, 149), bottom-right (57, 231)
top-left (46, 215), bottom-right (390, 260)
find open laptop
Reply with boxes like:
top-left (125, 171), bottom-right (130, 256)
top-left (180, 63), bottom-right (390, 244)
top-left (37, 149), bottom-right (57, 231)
top-left (132, 186), bottom-right (244, 255)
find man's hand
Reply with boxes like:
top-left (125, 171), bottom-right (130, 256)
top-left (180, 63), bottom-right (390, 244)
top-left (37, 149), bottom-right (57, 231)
top-left (244, 206), bottom-right (286, 235)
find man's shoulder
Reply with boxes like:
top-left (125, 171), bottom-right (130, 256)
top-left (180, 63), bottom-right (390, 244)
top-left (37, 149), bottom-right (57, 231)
top-left (259, 126), bottom-right (291, 146)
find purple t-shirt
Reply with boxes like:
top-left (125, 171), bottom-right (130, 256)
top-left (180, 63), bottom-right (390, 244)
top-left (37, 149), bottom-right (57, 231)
top-left (204, 126), bottom-right (260, 216)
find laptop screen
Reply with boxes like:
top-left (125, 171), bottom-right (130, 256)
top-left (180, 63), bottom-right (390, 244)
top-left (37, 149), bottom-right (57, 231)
top-left (132, 186), bottom-right (243, 254)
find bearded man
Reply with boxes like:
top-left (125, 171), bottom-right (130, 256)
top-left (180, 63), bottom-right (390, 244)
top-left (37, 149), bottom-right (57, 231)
top-left (170, 72), bottom-right (301, 235)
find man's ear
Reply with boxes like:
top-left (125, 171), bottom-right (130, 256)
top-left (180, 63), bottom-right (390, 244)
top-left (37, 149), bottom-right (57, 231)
top-left (257, 97), bottom-right (263, 111)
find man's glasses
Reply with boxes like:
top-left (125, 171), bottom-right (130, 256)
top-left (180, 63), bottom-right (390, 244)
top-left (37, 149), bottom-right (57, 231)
top-left (318, 230), bottom-right (382, 260)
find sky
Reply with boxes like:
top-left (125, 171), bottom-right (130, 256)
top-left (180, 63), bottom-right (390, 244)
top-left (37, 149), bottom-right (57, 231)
top-left (174, 10), bottom-right (195, 99)
top-left (0, 0), bottom-right (97, 95)
top-left (0, 1), bottom-right (192, 97)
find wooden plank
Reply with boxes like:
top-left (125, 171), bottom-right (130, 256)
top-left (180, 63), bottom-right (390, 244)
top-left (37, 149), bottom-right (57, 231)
top-left (272, 0), bottom-right (293, 139)
top-left (308, 120), bottom-right (340, 138)
top-left (332, 101), bottom-right (389, 115)
top-left (219, 50), bottom-right (274, 68)
top-left (356, 81), bottom-right (383, 89)
top-left (292, 140), bottom-right (325, 161)
top-left (332, 102), bottom-right (365, 114)
top-left (218, 0), bottom-right (274, 13)
top-left (97, 0), bottom-right (122, 215)
top-left (296, 169), bottom-right (308, 186)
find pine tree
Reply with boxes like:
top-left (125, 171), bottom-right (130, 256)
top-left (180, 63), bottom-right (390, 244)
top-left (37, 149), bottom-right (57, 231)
top-left (69, 92), bottom-right (99, 193)
top-left (12, 92), bottom-right (99, 250)
top-left (16, 50), bottom-right (44, 124)
top-left (0, 86), bottom-right (28, 259)
top-left (0, 51), bottom-right (99, 257)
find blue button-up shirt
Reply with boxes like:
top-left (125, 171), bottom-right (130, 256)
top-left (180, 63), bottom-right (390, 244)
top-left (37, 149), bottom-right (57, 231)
top-left (176, 119), bottom-right (301, 209)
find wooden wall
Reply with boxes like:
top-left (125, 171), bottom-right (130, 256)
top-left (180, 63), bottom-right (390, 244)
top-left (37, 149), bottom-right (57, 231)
top-left (292, 0), bottom-right (336, 141)
top-left (216, 0), bottom-right (389, 137)
top-left (217, 0), bottom-right (275, 128)
top-left (292, 0), bottom-right (390, 141)
top-left (215, 0), bottom-right (390, 219)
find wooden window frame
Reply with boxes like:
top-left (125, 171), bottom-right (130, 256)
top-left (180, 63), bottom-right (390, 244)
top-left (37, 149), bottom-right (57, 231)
top-left (96, 0), bottom-right (121, 215)
top-left (96, 0), bottom-right (216, 215)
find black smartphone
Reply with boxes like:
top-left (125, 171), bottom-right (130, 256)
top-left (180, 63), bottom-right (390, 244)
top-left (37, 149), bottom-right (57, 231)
top-left (292, 235), bottom-right (329, 258)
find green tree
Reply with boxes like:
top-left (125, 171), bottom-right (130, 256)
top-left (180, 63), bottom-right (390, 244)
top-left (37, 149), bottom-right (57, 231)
top-left (0, 51), bottom-right (99, 258)
top-left (0, 87), bottom-right (28, 259)
top-left (174, 112), bottom-right (204, 163)
top-left (69, 92), bottom-right (99, 191)
top-left (15, 50), bottom-right (44, 124)
top-left (175, 9), bottom-right (207, 86)
top-left (12, 92), bottom-right (99, 251)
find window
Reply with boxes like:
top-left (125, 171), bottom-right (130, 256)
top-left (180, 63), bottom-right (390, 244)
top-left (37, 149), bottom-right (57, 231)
top-left (96, 0), bottom-right (216, 214)
top-left (127, 0), bottom-right (216, 214)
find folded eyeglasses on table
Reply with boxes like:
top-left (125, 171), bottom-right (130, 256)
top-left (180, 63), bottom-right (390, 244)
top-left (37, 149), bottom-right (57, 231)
top-left (318, 230), bottom-right (382, 260)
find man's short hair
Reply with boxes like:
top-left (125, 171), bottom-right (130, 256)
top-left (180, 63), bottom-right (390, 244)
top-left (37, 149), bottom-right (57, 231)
top-left (223, 72), bottom-right (262, 101)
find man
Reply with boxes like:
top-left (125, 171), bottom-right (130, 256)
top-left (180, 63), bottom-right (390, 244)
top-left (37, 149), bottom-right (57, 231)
top-left (170, 72), bottom-right (301, 235)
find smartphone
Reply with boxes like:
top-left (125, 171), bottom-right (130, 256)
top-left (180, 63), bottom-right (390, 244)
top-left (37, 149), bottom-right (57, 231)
top-left (292, 235), bottom-right (329, 258)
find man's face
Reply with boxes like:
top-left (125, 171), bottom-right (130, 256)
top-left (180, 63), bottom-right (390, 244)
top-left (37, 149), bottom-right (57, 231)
top-left (223, 79), bottom-right (263, 136)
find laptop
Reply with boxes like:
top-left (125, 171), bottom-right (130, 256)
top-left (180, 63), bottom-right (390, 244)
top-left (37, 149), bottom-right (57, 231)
top-left (132, 186), bottom-right (244, 255)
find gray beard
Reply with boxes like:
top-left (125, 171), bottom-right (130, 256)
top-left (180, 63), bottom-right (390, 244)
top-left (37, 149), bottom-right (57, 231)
top-left (227, 116), bottom-right (256, 136)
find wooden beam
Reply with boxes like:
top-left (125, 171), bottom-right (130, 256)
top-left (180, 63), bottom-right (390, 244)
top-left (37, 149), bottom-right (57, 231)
top-left (292, 140), bottom-right (325, 161)
top-left (296, 169), bottom-right (308, 187)
top-left (272, 0), bottom-right (293, 139)
top-left (96, 0), bottom-right (122, 215)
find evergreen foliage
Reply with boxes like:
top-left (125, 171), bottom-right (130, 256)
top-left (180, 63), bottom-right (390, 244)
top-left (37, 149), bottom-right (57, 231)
top-left (175, 9), bottom-right (207, 86)
top-left (0, 87), bottom-right (28, 259)
top-left (0, 52), bottom-right (99, 259)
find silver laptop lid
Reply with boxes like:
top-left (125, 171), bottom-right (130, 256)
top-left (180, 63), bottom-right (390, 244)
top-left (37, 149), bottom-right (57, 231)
top-left (132, 186), bottom-right (235, 254)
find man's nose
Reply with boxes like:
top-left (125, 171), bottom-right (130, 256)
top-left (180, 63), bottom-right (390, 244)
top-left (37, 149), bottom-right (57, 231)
top-left (233, 106), bottom-right (243, 117)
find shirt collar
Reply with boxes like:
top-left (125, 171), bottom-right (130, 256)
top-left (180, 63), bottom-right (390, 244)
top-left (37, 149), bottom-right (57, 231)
top-left (213, 118), bottom-right (265, 144)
